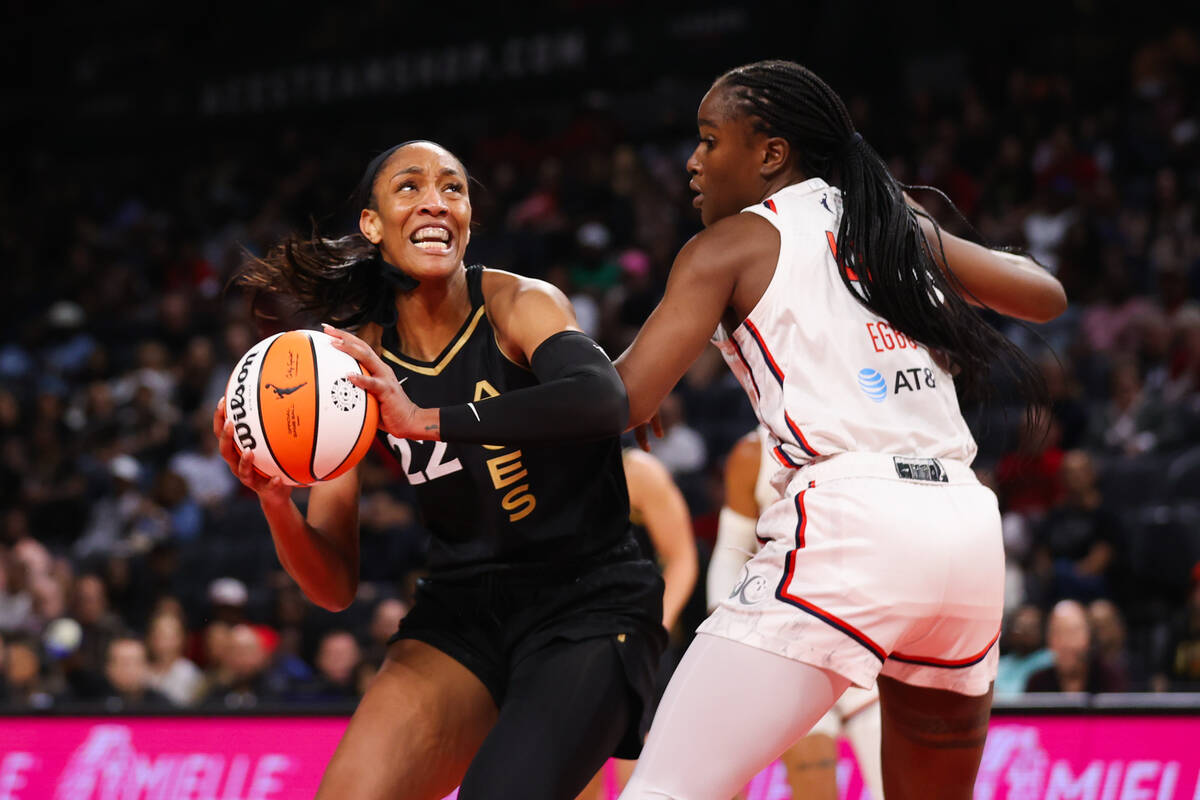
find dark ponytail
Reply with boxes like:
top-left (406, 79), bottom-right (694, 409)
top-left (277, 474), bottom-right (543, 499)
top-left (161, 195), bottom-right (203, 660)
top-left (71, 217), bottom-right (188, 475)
top-left (237, 233), bottom-right (385, 331)
top-left (717, 60), bottom-right (1043, 403)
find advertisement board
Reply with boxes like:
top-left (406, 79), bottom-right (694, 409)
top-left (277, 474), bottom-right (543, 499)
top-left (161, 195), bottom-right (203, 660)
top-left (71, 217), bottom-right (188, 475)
top-left (2, 715), bottom-right (1199, 799)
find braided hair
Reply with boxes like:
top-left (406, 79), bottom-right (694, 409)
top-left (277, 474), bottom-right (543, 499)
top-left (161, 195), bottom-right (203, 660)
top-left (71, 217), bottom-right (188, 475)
top-left (716, 60), bottom-right (1041, 402)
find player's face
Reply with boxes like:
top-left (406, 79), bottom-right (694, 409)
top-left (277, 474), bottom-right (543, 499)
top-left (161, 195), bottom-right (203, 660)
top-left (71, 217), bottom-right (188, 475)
top-left (361, 143), bottom-right (472, 281)
top-left (687, 85), bottom-right (767, 227)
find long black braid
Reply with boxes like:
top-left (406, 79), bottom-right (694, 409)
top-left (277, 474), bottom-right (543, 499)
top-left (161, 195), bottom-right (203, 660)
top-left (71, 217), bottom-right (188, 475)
top-left (717, 60), bottom-right (1043, 404)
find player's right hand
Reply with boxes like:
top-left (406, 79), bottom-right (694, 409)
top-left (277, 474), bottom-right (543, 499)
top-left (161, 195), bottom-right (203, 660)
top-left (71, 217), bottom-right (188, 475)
top-left (213, 397), bottom-right (293, 504)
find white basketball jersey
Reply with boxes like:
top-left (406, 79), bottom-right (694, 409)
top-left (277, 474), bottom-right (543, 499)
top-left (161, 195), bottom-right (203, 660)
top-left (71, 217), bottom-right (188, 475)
top-left (713, 178), bottom-right (977, 473)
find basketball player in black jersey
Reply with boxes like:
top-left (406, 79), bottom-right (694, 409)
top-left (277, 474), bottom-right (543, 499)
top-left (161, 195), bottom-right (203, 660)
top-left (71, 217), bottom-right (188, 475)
top-left (214, 140), bottom-right (666, 800)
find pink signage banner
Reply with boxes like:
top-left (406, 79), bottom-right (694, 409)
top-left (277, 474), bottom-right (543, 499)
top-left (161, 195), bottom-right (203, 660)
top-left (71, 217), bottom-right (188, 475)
top-left (0, 715), bottom-right (1198, 799)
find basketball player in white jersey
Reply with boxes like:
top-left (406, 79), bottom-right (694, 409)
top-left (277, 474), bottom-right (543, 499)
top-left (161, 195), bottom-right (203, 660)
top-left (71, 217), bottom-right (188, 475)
top-left (710, 426), bottom-right (883, 800)
top-left (600, 60), bottom-right (1068, 799)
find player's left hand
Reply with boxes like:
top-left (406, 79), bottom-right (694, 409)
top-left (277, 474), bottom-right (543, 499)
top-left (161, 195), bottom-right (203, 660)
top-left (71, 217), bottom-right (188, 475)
top-left (633, 411), bottom-right (664, 452)
top-left (323, 324), bottom-right (429, 440)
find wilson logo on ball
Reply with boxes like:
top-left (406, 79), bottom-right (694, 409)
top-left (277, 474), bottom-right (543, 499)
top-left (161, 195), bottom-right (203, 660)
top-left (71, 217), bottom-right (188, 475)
top-left (224, 330), bottom-right (379, 486)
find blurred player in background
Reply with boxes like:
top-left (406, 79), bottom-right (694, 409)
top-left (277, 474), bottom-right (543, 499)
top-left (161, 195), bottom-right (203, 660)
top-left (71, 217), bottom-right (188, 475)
top-left (217, 140), bottom-right (666, 800)
top-left (710, 426), bottom-right (883, 800)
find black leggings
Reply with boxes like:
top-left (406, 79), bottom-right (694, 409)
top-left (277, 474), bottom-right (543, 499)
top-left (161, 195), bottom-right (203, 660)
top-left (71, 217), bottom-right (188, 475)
top-left (458, 636), bottom-right (634, 800)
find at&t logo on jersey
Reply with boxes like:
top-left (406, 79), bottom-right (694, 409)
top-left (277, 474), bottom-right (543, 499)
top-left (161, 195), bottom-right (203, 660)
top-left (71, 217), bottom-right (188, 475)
top-left (858, 366), bottom-right (938, 402)
top-left (857, 368), bottom-right (888, 403)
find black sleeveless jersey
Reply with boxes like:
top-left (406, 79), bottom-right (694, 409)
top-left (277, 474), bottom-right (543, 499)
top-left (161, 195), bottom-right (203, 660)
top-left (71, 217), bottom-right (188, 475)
top-left (377, 265), bottom-right (634, 575)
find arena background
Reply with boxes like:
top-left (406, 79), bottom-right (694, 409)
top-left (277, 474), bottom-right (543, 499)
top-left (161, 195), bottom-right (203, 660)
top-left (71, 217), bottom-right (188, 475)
top-left (3, 1), bottom-right (1200, 797)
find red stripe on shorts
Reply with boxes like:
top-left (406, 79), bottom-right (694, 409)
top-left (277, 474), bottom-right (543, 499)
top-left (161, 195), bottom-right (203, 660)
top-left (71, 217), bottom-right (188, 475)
top-left (889, 628), bottom-right (1001, 669)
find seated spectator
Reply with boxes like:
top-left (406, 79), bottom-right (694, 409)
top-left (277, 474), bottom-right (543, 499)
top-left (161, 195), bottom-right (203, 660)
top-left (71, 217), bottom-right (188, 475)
top-left (0, 545), bottom-right (35, 633)
top-left (3, 633), bottom-right (56, 709)
top-left (1153, 563), bottom-right (1200, 692)
top-left (1087, 357), bottom-right (1168, 456)
top-left (167, 409), bottom-right (237, 510)
top-left (1026, 599), bottom-right (1126, 693)
top-left (202, 623), bottom-right (278, 709)
top-left (67, 573), bottom-right (125, 699)
top-left (198, 620), bottom-right (232, 687)
top-left (1088, 599), bottom-right (1133, 691)
top-left (363, 597), bottom-right (410, 669)
top-left (101, 636), bottom-right (170, 710)
top-left (1029, 450), bottom-right (1118, 605)
top-left (994, 409), bottom-right (1065, 523)
top-left (306, 629), bottom-right (361, 701)
top-left (74, 455), bottom-right (169, 560)
top-left (995, 604), bottom-right (1054, 696)
top-left (145, 612), bottom-right (203, 706)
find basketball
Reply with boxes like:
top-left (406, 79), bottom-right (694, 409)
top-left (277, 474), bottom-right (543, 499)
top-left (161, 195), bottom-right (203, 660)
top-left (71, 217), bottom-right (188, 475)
top-left (223, 329), bottom-right (379, 486)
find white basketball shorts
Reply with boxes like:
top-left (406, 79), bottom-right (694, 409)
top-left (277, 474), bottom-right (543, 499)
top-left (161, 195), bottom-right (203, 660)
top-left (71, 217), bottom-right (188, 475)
top-left (698, 452), bottom-right (1003, 696)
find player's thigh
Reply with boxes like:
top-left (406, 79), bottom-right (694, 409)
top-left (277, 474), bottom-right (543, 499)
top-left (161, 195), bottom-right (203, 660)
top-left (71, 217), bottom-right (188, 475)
top-left (461, 636), bottom-right (632, 800)
top-left (877, 675), bottom-right (992, 800)
top-left (316, 638), bottom-right (499, 800)
top-left (780, 734), bottom-right (839, 800)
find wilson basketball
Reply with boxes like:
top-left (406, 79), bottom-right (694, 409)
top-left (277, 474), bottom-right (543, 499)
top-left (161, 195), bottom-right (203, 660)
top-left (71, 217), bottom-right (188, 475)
top-left (224, 329), bottom-right (379, 486)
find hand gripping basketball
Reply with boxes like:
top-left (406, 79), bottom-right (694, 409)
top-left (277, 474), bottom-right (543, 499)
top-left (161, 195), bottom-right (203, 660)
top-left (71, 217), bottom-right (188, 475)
top-left (213, 397), bottom-right (292, 502)
top-left (322, 324), bottom-right (431, 441)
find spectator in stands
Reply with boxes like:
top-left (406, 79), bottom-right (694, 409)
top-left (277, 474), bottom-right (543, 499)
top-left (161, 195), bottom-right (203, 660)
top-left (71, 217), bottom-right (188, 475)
top-left (145, 611), bottom-right (203, 706)
top-left (1087, 357), bottom-right (1168, 456)
top-left (1153, 563), bottom-right (1200, 692)
top-left (363, 597), bottom-right (410, 669)
top-left (1088, 599), bottom-right (1134, 691)
top-left (151, 470), bottom-right (203, 543)
top-left (2, 633), bottom-right (55, 708)
top-left (101, 636), bottom-right (170, 710)
top-left (68, 573), bottom-right (125, 699)
top-left (202, 623), bottom-right (277, 709)
top-left (1026, 599), bottom-right (1126, 693)
top-left (309, 629), bottom-right (362, 701)
top-left (1029, 449), bottom-right (1118, 605)
top-left (994, 604), bottom-right (1054, 696)
top-left (0, 545), bottom-right (35, 633)
top-left (994, 408), bottom-right (1065, 521)
top-left (74, 455), bottom-right (169, 560)
top-left (167, 409), bottom-right (238, 510)
top-left (207, 577), bottom-right (250, 625)
top-left (1039, 353), bottom-right (1089, 450)
top-left (199, 619), bottom-right (232, 686)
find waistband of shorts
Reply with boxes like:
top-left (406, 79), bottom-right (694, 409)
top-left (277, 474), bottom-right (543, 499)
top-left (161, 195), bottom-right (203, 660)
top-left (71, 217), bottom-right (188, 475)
top-left (796, 452), bottom-right (978, 486)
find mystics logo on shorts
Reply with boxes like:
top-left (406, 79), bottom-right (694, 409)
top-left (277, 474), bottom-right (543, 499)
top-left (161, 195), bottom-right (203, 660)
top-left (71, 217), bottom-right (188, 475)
top-left (857, 368), bottom-right (888, 403)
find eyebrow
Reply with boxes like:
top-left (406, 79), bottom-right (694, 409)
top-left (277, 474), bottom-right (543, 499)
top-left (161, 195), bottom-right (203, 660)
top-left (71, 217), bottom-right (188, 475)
top-left (390, 166), bottom-right (464, 179)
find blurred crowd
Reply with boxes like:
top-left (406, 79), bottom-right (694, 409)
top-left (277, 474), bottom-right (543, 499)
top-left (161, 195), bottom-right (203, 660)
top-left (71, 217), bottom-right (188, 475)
top-left (3, 23), bottom-right (1200, 711)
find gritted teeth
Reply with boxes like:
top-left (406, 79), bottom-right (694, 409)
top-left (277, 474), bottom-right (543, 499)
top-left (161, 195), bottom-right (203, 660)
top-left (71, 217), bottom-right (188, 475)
top-left (411, 226), bottom-right (451, 243)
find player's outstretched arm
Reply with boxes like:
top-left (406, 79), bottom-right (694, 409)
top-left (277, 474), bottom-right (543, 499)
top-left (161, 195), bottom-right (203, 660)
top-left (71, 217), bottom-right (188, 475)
top-left (214, 398), bottom-right (361, 611)
top-left (907, 195), bottom-right (1067, 323)
top-left (624, 449), bottom-right (698, 631)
